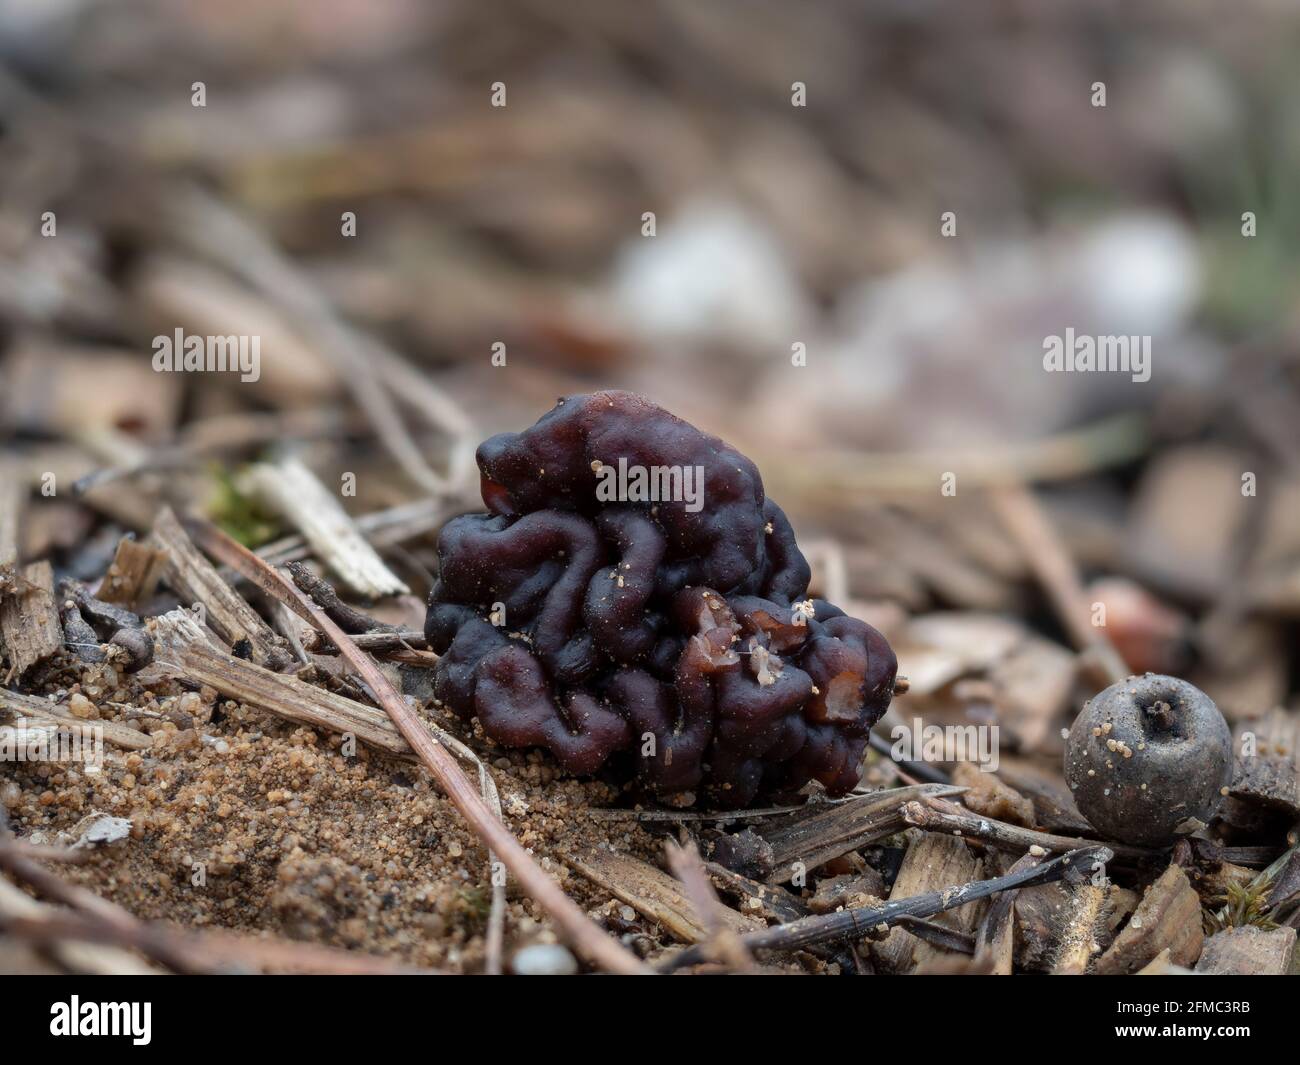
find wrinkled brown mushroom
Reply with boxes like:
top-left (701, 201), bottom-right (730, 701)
top-left (426, 391), bottom-right (899, 807)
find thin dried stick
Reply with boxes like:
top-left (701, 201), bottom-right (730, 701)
top-left (665, 839), bottom-right (755, 972)
top-left (0, 876), bottom-right (157, 974)
top-left (901, 797), bottom-right (1158, 864)
top-left (166, 188), bottom-right (473, 496)
top-left (182, 515), bottom-right (648, 975)
top-left (0, 825), bottom-right (192, 971)
top-left (241, 457), bottom-right (408, 599)
top-left (287, 561), bottom-right (393, 634)
top-left (304, 628), bottom-right (429, 654)
top-left (662, 845), bottom-right (1113, 972)
top-left (989, 483), bottom-right (1128, 686)
top-left (973, 850), bottom-right (1042, 974)
top-left (151, 506), bottom-right (290, 669)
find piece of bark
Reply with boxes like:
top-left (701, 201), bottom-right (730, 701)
top-left (872, 833), bottom-right (984, 973)
top-left (759, 783), bottom-right (966, 882)
top-left (1, 561), bottom-right (63, 681)
top-left (1013, 879), bottom-right (1136, 972)
top-left (808, 869), bottom-right (887, 914)
top-left (150, 507), bottom-right (289, 669)
top-left (239, 457), bottom-right (407, 599)
top-left (565, 846), bottom-right (763, 944)
top-left (96, 538), bottom-right (167, 611)
top-left (1266, 848), bottom-right (1300, 911)
top-left (148, 609), bottom-right (409, 757)
top-left (901, 797), bottom-right (1156, 864)
top-left (996, 762), bottom-right (1095, 835)
top-left (1194, 619), bottom-right (1288, 724)
top-left (704, 862), bottom-right (807, 925)
top-left (130, 255), bottom-right (338, 407)
top-left (1050, 884), bottom-right (1110, 974)
top-left (975, 851), bottom-right (1041, 975)
top-left (0, 688), bottom-right (154, 752)
top-left (1194, 925), bottom-right (1296, 975)
top-left (1093, 865), bottom-right (1204, 974)
top-left (1126, 446), bottom-right (1250, 602)
top-left (952, 763), bottom-right (1035, 827)
top-left (0, 341), bottom-right (182, 441)
top-left (989, 634), bottom-right (1078, 754)
top-left (1226, 710), bottom-right (1300, 821)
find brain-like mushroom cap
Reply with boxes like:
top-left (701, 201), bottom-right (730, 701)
top-left (426, 391), bottom-right (897, 807)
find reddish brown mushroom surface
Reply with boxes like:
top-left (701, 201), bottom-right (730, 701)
top-left (425, 391), bottom-right (897, 807)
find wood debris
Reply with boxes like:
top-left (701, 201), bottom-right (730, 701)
top-left (1194, 925), bottom-right (1297, 975)
top-left (148, 609), bottom-right (410, 757)
top-left (239, 456), bottom-right (408, 599)
top-left (952, 763), bottom-right (1035, 827)
top-left (0, 561), bottom-right (63, 681)
top-left (565, 846), bottom-right (763, 945)
top-left (872, 833), bottom-right (985, 973)
top-left (1093, 865), bottom-right (1204, 974)
top-left (759, 783), bottom-right (965, 881)
top-left (149, 507), bottom-right (290, 669)
top-left (95, 538), bottom-right (167, 610)
top-left (1225, 710), bottom-right (1300, 826)
top-left (974, 851), bottom-right (1040, 975)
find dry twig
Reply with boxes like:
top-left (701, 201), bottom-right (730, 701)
top-left (989, 483), bottom-right (1128, 686)
top-left (662, 845), bottom-right (1113, 972)
top-left (180, 515), bottom-right (648, 974)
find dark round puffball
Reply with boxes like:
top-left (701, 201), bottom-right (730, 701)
top-left (1065, 674), bottom-right (1232, 846)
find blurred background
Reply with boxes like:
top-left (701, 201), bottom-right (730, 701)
top-left (3, 0), bottom-right (1300, 783)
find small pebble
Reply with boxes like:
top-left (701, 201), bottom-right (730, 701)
top-left (511, 943), bottom-right (578, 976)
top-left (68, 694), bottom-right (97, 720)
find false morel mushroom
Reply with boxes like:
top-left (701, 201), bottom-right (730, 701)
top-left (425, 391), bottom-right (898, 807)
top-left (1064, 674), bottom-right (1232, 846)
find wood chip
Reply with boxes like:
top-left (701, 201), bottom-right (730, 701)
top-left (872, 832), bottom-right (983, 974)
top-left (0, 688), bottom-right (154, 752)
top-left (1127, 446), bottom-right (1251, 601)
top-left (96, 537), bottom-right (167, 610)
top-left (760, 783), bottom-right (966, 882)
top-left (1, 561), bottom-right (64, 681)
top-left (565, 846), bottom-right (763, 944)
top-left (952, 763), bottom-right (1035, 827)
top-left (1194, 925), bottom-right (1297, 975)
top-left (1228, 710), bottom-right (1300, 821)
top-left (1134, 947), bottom-right (1193, 975)
top-left (1093, 864), bottom-right (1204, 975)
top-left (239, 456), bottom-right (408, 599)
top-left (148, 609), bottom-right (409, 757)
top-left (974, 851), bottom-right (1040, 975)
top-left (150, 506), bottom-right (289, 669)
